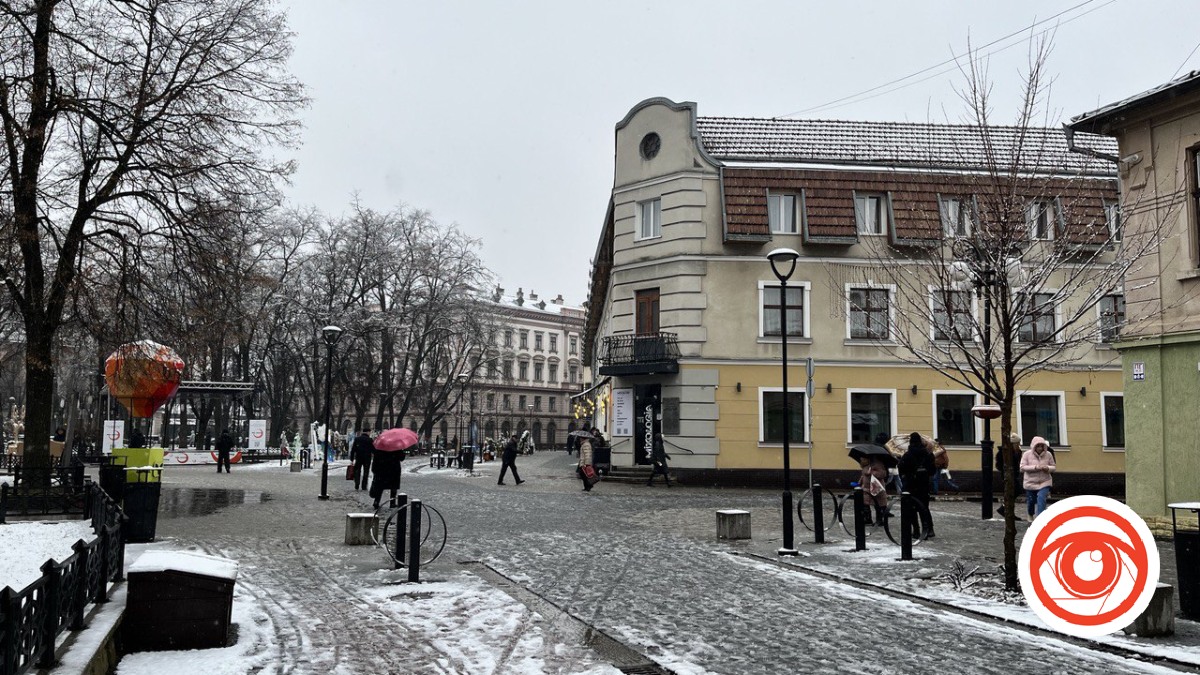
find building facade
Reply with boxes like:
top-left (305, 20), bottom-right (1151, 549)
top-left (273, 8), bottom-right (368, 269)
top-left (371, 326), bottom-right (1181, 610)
top-left (583, 98), bottom-right (1126, 491)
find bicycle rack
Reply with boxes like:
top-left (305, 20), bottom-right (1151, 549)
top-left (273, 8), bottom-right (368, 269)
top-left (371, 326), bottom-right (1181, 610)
top-left (372, 493), bottom-right (448, 582)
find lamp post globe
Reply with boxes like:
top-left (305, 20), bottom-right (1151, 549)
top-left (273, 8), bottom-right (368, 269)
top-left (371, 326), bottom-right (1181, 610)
top-left (767, 248), bottom-right (800, 556)
top-left (318, 325), bottom-right (344, 500)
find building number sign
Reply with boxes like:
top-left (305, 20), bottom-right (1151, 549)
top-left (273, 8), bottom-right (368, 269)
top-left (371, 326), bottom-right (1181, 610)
top-left (1132, 362), bottom-right (1145, 381)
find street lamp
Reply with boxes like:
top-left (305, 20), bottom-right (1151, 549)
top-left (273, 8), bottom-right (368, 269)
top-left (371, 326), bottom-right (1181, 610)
top-left (456, 373), bottom-right (468, 462)
top-left (768, 247), bottom-right (800, 556)
top-left (526, 404), bottom-right (534, 448)
top-left (318, 325), bottom-right (343, 501)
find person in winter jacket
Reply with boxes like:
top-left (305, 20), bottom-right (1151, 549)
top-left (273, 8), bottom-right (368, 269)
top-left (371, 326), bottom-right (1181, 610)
top-left (857, 455), bottom-right (890, 525)
top-left (898, 431), bottom-right (935, 538)
top-left (577, 433), bottom-right (595, 491)
top-left (215, 429), bottom-right (234, 473)
top-left (369, 442), bottom-right (402, 509)
top-left (646, 432), bottom-right (672, 487)
top-left (350, 428), bottom-right (374, 491)
top-left (497, 434), bottom-right (524, 485)
top-left (1020, 435), bottom-right (1056, 518)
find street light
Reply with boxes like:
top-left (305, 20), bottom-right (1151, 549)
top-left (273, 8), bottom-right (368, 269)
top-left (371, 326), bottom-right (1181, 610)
top-left (318, 325), bottom-right (343, 501)
top-left (526, 404), bottom-right (534, 449)
top-left (768, 247), bottom-right (800, 556)
top-left (456, 373), bottom-right (468, 463)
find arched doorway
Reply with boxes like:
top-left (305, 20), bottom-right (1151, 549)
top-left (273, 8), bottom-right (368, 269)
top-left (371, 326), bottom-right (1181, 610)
top-left (547, 422), bottom-right (557, 448)
top-left (485, 421), bottom-right (496, 441)
top-left (532, 421), bottom-right (542, 447)
top-left (501, 421), bottom-right (511, 437)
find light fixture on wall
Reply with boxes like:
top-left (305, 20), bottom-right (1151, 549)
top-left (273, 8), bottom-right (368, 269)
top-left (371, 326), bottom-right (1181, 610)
top-left (910, 385), bottom-right (918, 395)
top-left (825, 383), bottom-right (832, 394)
top-left (736, 382), bottom-right (742, 393)
top-left (1079, 386), bottom-right (1087, 397)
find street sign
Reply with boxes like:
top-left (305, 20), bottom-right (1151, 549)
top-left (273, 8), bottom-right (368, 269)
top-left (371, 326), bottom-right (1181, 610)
top-left (805, 357), bottom-right (815, 399)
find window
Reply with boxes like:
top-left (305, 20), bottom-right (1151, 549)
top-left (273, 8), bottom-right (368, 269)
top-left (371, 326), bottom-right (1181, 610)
top-left (534, 396), bottom-right (542, 412)
top-left (1027, 199), bottom-right (1059, 241)
top-left (761, 390), bottom-right (807, 443)
top-left (761, 282), bottom-right (807, 338)
top-left (849, 391), bottom-right (893, 443)
top-left (504, 330), bottom-right (513, 348)
top-left (636, 288), bottom-right (660, 335)
top-left (518, 362), bottom-right (528, 380)
top-left (519, 330), bottom-right (529, 349)
top-left (487, 393), bottom-right (495, 410)
top-left (534, 363), bottom-right (543, 381)
top-left (503, 360), bottom-right (513, 379)
top-left (935, 393), bottom-right (976, 444)
top-left (768, 193), bottom-right (799, 234)
top-left (550, 335), bottom-right (558, 353)
top-left (1102, 394), bottom-right (1125, 448)
top-left (569, 336), bottom-right (578, 355)
top-left (940, 196), bottom-right (974, 237)
top-left (1019, 292), bottom-right (1056, 343)
top-left (519, 395), bottom-right (526, 410)
top-left (1019, 394), bottom-right (1063, 446)
top-left (854, 192), bottom-right (890, 235)
top-left (638, 198), bottom-right (662, 240)
top-left (1192, 148), bottom-right (1200, 263)
top-left (932, 289), bottom-right (972, 342)
top-left (549, 364), bottom-right (558, 382)
top-left (488, 361), bottom-right (499, 378)
top-left (848, 287), bottom-right (890, 340)
top-left (569, 365), bottom-right (578, 383)
top-left (502, 394), bottom-right (511, 410)
top-left (1099, 294), bottom-right (1125, 343)
top-left (535, 332), bottom-right (543, 351)
top-left (549, 397), bottom-right (557, 412)
top-left (1104, 200), bottom-right (1122, 243)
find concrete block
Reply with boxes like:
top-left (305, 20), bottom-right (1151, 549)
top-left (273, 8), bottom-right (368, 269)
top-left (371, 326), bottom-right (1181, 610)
top-left (290, 461), bottom-right (302, 472)
top-left (717, 509), bottom-right (751, 540)
top-left (1122, 583), bottom-right (1175, 637)
top-left (345, 513), bottom-right (379, 545)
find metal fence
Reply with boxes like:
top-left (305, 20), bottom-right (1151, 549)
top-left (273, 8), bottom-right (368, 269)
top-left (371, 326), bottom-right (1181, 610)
top-left (0, 481), bottom-right (126, 675)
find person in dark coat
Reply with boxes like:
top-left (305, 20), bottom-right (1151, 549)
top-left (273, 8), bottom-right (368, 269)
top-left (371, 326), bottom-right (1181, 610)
top-left (350, 428), bottom-right (374, 491)
top-left (498, 433), bottom-right (524, 485)
top-left (215, 429), bottom-right (234, 473)
top-left (898, 431), bottom-right (935, 538)
top-left (370, 445), bottom-right (403, 509)
top-left (646, 432), bottom-right (672, 487)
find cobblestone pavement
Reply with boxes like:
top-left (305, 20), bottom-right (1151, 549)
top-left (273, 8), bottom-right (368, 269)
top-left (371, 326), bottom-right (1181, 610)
top-left (147, 452), bottom-right (1198, 674)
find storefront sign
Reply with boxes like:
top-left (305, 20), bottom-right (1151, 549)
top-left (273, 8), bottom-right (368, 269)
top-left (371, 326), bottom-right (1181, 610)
top-left (613, 388), bottom-right (633, 436)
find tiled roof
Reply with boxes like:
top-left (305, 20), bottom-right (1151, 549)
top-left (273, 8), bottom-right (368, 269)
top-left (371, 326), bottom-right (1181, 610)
top-left (1068, 70), bottom-right (1200, 134)
top-left (695, 117), bottom-right (1117, 177)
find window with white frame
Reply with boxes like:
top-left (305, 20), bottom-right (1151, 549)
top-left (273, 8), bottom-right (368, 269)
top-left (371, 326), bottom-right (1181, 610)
top-left (503, 359), bottom-right (513, 379)
top-left (549, 397), bottom-right (557, 412)
top-left (849, 391), bottom-right (893, 443)
top-left (940, 196), bottom-right (974, 237)
top-left (534, 395), bottom-right (542, 412)
top-left (550, 335), bottom-right (558, 353)
top-left (569, 365), bottom-right (577, 383)
top-left (549, 364), bottom-right (558, 382)
top-left (848, 287), bottom-right (890, 340)
top-left (1104, 200), bottom-right (1122, 243)
top-left (1027, 199), bottom-right (1059, 241)
top-left (637, 198), bottom-right (662, 240)
top-left (488, 361), bottom-right (499, 379)
top-left (504, 330), bottom-right (513, 347)
top-left (768, 193), bottom-right (800, 234)
top-left (1018, 292), bottom-right (1056, 343)
top-left (1102, 394), bottom-right (1125, 448)
top-left (1099, 294), bottom-right (1125, 343)
top-left (569, 336), bottom-right (578, 355)
top-left (760, 389), bottom-right (807, 443)
top-left (519, 395), bottom-right (526, 410)
top-left (535, 332), bottom-right (544, 351)
top-left (932, 289), bottom-right (972, 341)
top-left (934, 392), bottom-right (976, 444)
top-left (534, 362), bottom-right (543, 381)
top-left (855, 192), bottom-right (890, 235)
top-left (760, 281), bottom-right (807, 338)
top-left (487, 393), bottom-right (495, 410)
top-left (1019, 393), bottom-right (1063, 446)
top-left (519, 330), bottom-right (529, 349)
top-left (518, 362), bottom-right (528, 380)
top-left (502, 394), bottom-right (511, 410)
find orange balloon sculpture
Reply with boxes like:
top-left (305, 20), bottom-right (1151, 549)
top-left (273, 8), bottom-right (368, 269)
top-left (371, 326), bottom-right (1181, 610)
top-left (104, 340), bottom-right (185, 418)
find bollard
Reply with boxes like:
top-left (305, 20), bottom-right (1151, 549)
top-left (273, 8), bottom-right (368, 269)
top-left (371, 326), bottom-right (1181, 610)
top-left (900, 491), bottom-right (913, 560)
top-left (394, 494), bottom-right (408, 570)
top-left (853, 487), bottom-right (866, 551)
top-left (813, 484), bottom-right (825, 544)
top-left (407, 499), bottom-right (422, 582)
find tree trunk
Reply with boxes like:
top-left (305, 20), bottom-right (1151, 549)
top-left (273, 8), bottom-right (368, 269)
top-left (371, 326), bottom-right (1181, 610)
top-left (23, 323), bottom-right (55, 475)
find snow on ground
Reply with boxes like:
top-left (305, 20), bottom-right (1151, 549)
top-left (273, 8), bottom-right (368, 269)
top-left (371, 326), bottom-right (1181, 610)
top-left (0, 519), bottom-right (95, 590)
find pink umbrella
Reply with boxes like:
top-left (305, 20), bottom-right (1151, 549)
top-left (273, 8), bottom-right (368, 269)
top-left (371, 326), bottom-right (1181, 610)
top-left (374, 428), bottom-right (419, 452)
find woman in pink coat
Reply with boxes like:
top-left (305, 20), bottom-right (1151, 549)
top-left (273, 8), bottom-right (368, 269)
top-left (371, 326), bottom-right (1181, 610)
top-left (1020, 436), bottom-right (1056, 518)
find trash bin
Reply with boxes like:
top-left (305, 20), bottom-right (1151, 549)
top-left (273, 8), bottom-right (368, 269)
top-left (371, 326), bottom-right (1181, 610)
top-left (125, 550), bottom-right (238, 652)
top-left (98, 456), bottom-right (128, 502)
top-left (124, 480), bottom-right (162, 543)
top-left (1169, 502), bottom-right (1200, 620)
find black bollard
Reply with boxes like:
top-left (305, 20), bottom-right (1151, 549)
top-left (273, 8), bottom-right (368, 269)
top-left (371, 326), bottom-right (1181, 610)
top-left (407, 499), bottom-right (422, 582)
top-left (853, 487), bottom-right (866, 551)
top-left (813, 484), bottom-right (825, 544)
top-left (393, 493), bottom-right (408, 570)
top-left (900, 491), bottom-right (913, 560)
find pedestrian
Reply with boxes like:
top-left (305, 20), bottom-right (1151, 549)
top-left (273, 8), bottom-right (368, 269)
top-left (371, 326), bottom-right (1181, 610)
top-left (646, 432), bottom-right (672, 487)
top-left (577, 431), bottom-right (596, 491)
top-left (369, 442), bottom-right (403, 509)
top-left (1020, 436), bottom-right (1056, 519)
top-left (215, 428), bottom-right (234, 474)
top-left (590, 427), bottom-right (608, 475)
top-left (857, 455), bottom-right (889, 525)
top-left (898, 431), bottom-right (935, 538)
top-left (497, 433), bottom-right (524, 485)
top-left (350, 427), bottom-right (374, 491)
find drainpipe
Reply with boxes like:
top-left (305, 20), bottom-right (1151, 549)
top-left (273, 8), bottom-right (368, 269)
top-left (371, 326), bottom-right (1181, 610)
top-left (1062, 124), bottom-right (1120, 164)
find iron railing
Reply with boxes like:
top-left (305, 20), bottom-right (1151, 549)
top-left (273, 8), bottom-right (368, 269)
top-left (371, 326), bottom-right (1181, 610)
top-left (598, 332), bottom-right (681, 370)
top-left (0, 464), bottom-right (88, 523)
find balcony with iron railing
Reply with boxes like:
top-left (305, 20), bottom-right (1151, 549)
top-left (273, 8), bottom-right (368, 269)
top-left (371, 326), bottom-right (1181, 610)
top-left (597, 332), bottom-right (680, 376)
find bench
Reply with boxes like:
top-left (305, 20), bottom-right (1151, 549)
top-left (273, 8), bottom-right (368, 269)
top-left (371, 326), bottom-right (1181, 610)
top-left (345, 513), bottom-right (379, 545)
top-left (717, 509), bottom-right (751, 540)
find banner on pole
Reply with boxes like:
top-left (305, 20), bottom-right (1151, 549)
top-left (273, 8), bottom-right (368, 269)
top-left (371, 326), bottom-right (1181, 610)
top-left (102, 420), bottom-right (123, 454)
top-left (248, 420), bottom-right (267, 450)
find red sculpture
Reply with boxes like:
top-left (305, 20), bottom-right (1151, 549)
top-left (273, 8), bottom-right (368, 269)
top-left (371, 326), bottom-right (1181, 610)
top-left (104, 340), bottom-right (185, 418)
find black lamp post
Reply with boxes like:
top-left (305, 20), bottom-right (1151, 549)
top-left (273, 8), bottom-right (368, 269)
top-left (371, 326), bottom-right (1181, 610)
top-left (456, 373), bottom-right (467, 460)
top-left (768, 247), bottom-right (800, 556)
top-left (318, 324), bottom-right (343, 500)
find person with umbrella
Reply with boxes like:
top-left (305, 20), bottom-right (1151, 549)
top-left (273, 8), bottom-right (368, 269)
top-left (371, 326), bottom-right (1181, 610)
top-left (572, 429), bottom-right (597, 491)
top-left (898, 431), bottom-right (936, 539)
top-left (370, 428), bottom-right (416, 509)
top-left (849, 444), bottom-right (895, 525)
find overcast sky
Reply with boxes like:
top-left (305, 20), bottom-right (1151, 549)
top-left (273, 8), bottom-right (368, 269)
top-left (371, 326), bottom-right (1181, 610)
top-left (279, 0), bottom-right (1197, 306)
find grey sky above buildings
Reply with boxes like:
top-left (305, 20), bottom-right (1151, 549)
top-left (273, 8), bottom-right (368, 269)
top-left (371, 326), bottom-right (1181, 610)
top-left (280, 0), bottom-right (1196, 306)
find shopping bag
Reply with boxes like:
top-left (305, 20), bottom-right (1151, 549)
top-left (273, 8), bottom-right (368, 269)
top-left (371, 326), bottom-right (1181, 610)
top-left (582, 464), bottom-right (598, 486)
top-left (345, 464), bottom-right (356, 481)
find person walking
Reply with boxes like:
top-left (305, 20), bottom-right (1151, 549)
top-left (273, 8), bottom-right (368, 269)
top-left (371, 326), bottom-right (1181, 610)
top-left (215, 429), bottom-right (234, 474)
top-left (898, 431), bottom-right (935, 538)
top-left (577, 431), bottom-right (596, 491)
top-left (350, 428), bottom-right (374, 491)
top-left (497, 433), bottom-right (524, 485)
top-left (1020, 435), bottom-right (1056, 519)
top-left (857, 455), bottom-right (890, 525)
top-left (646, 432), bottom-right (672, 487)
top-left (369, 442), bottom-right (403, 509)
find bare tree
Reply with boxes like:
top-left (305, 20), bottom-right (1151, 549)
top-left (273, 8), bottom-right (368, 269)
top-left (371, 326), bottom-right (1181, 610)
top-left (0, 0), bottom-right (304, 469)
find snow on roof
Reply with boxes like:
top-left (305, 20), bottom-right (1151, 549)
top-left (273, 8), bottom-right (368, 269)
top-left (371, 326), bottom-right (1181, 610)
top-left (1069, 70), bottom-right (1200, 133)
top-left (128, 550), bottom-right (239, 580)
top-left (695, 116), bottom-right (1117, 177)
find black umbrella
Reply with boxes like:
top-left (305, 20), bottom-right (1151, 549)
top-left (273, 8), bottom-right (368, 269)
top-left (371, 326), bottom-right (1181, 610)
top-left (849, 444), bottom-right (899, 468)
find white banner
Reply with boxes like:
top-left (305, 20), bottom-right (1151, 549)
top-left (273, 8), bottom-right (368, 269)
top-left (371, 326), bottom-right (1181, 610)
top-left (612, 388), bottom-right (634, 437)
top-left (162, 450), bottom-right (243, 465)
top-left (248, 420), bottom-right (267, 450)
top-left (102, 420), bottom-right (123, 454)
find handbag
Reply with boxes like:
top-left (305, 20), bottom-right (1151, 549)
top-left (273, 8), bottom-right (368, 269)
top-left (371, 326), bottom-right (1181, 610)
top-left (345, 464), bottom-right (356, 481)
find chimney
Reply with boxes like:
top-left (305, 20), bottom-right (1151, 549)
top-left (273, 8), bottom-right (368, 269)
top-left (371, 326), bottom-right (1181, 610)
top-left (530, 289), bottom-right (538, 302)
top-left (515, 288), bottom-right (524, 306)
top-left (493, 285), bottom-right (504, 302)
top-left (554, 294), bottom-right (564, 305)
